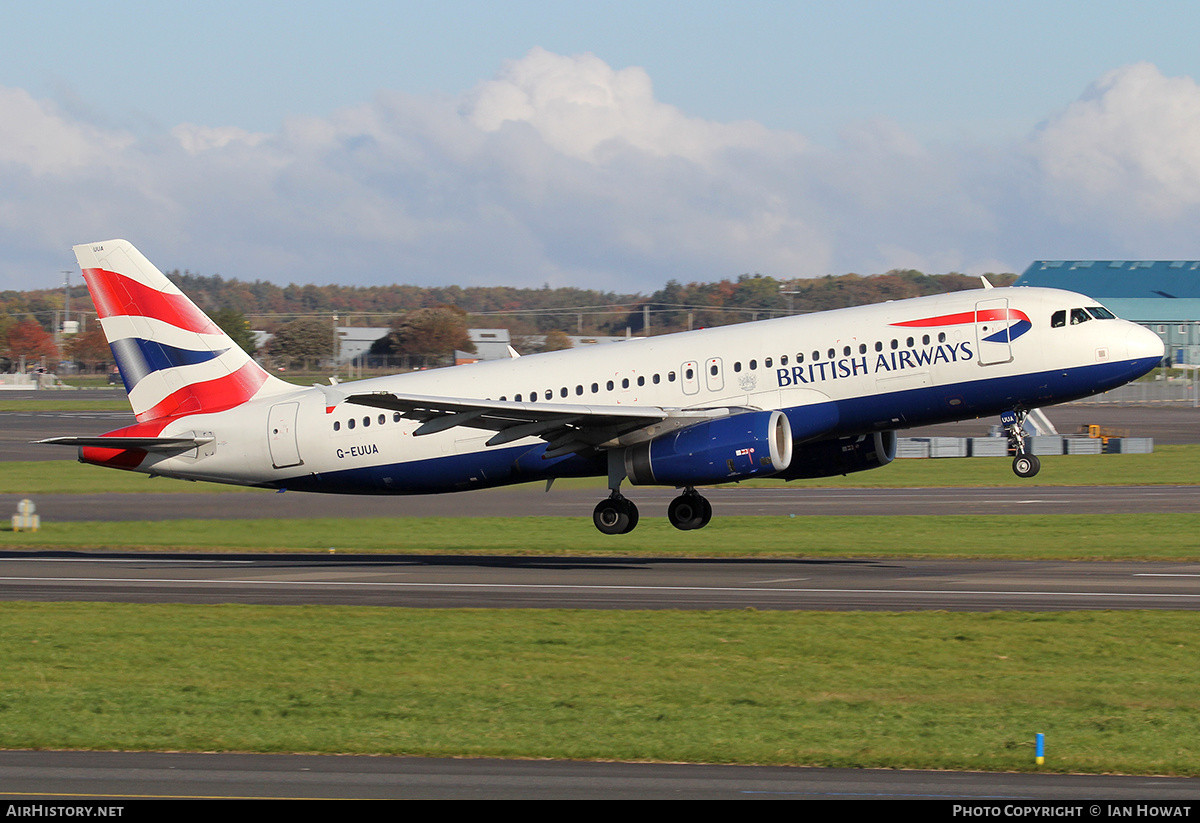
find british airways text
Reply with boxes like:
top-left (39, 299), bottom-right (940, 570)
top-left (777, 342), bottom-right (974, 387)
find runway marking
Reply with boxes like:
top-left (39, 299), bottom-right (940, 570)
top-left (3, 576), bottom-right (1200, 600)
top-left (1135, 573), bottom-right (1200, 577)
top-left (25, 558), bottom-right (255, 564)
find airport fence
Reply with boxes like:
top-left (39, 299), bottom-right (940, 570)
top-left (1069, 376), bottom-right (1198, 407)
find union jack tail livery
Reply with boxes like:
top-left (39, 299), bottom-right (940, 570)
top-left (75, 240), bottom-right (289, 422)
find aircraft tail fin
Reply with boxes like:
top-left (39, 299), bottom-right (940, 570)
top-left (74, 240), bottom-right (291, 422)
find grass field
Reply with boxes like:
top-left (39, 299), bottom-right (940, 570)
top-left (4, 512), bottom-right (1200, 560)
top-left (4, 432), bottom-right (1198, 774)
top-left (2, 603), bottom-right (1197, 774)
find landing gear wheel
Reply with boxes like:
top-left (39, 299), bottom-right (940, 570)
top-left (1012, 454), bottom-right (1040, 478)
top-left (593, 494), bottom-right (639, 535)
top-left (668, 491), bottom-right (713, 531)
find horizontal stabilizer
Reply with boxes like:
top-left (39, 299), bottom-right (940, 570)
top-left (37, 436), bottom-right (215, 452)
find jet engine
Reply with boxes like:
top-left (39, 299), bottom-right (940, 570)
top-left (624, 410), bottom-right (793, 486)
top-left (775, 430), bottom-right (897, 480)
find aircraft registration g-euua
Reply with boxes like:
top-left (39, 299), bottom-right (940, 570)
top-left (40, 240), bottom-right (1165, 534)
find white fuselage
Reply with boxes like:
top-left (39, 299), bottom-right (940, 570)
top-left (122, 286), bottom-right (1163, 493)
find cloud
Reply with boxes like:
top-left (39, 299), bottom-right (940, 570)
top-left (1031, 62), bottom-right (1200, 220)
top-left (2, 51), bottom-right (1200, 293)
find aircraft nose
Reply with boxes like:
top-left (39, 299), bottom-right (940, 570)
top-left (1126, 323), bottom-right (1165, 361)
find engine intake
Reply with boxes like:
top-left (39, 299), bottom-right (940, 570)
top-left (624, 410), bottom-right (793, 486)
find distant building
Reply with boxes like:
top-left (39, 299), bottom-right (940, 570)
top-left (1015, 260), bottom-right (1200, 366)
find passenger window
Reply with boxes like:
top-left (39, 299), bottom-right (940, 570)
top-left (765, 357), bottom-right (773, 368)
top-left (668, 372), bottom-right (676, 382)
top-left (749, 359), bottom-right (757, 370)
top-left (1051, 310), bottom-right (1066, 328)
top-left (378, 415), bottom-right (385, 425)
top-left (653, 374), bottom-right (660, 384)
top-left (363, 417), bottom-right (370, 427)
top-left (607, 380), bottom-right (615, 391)
top-left (875, 341), bottom-right (882, 352)
top-left (637, 376), bottom-right (645, 386)
top-left (348, 419), bottom-right (355, 430)
top-left (921, 335), bottom-right (929, 345)
top-left (842, 346), bottom-right (851, 357)
top-left (333, 421), bottom-right (340, 432)
top-left (827, 348), bottom-right (835, 359)
top-left (734, 362), bottom-right (742, 372)
top-left (781, 355), bottom-right (788, 366)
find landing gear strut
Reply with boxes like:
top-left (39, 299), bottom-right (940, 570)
top-left (667, 488), bottom-right (713, 531)
top-left (1000, 409), bottom-right (1040, 478)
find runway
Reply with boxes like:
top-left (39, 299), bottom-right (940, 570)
top-left (3, 750), bottom-right (1199, 800)
top-left (4, 553), bottom-right (1200, 610)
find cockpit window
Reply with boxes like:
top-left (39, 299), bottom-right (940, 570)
top-left (1051, 310), bottom-right (1066, 328)
top-left (1070, 308), bottom-right (1091, 325)
top-left (1086, 306), bottom-right (1116, 320)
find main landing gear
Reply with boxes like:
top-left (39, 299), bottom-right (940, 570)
top-left (1000, 409), bottom-right (1040, 478)
top-left (667, 488), bottom-right (713, 531)
top-left (591, 488), bottom-right (714, 534)
top-left (593, 492), bottom-right (639, 535)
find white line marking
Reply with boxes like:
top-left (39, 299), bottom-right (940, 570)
top-left (1, 577), bottom-right (1199, 599)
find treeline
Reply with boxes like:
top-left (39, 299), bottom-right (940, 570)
top-left (0, 268), bottom-right (1016, 369)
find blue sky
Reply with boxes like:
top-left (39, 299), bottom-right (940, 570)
top-left (4, 1), bottom-right (1200, 291)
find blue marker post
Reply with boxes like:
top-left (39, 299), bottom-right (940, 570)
top-left (1036, 733), bottom-right (1045, 766)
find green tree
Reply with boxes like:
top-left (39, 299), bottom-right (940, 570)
top-left (212, 308), bottom-right (258, 356)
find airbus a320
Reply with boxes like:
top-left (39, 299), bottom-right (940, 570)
top-left (40, 240), bottom-right (1165, 534)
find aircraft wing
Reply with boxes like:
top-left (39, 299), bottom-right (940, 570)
top-left (36, 436), bottom-right (214, 453)
top-left (345, 391), bottom-right (737, 458)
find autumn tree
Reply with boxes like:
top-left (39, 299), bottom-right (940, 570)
top-left (5, 319), bottom-right (58, 364)
top-left (541, 330), bottom-right (573, 352)
top-left (378, 307), bottom-right (475, 367)
top-left (66, 326), bottom-right (114, 371)
top-left (267, 317), bottom-right (334, 367)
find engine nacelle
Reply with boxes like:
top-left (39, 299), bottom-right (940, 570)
top-left (775, 430), bottom-right (897, 480)
top-left (624, 410), bottom-right (793, 486)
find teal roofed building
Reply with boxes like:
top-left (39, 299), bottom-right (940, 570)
top-left (1014, 260), bottom-right (1200, 366)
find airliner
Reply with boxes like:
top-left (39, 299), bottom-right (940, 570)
top-left (40, 240), bottom-right (1165, 534)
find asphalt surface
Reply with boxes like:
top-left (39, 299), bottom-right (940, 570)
top-left (3, 750), bottom-right (1198, 800)
top-left (4, 554), bottom-right (1200, 611)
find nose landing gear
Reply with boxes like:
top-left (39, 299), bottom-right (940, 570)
top-left (1000, 409), bottom-right (1041, 478)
